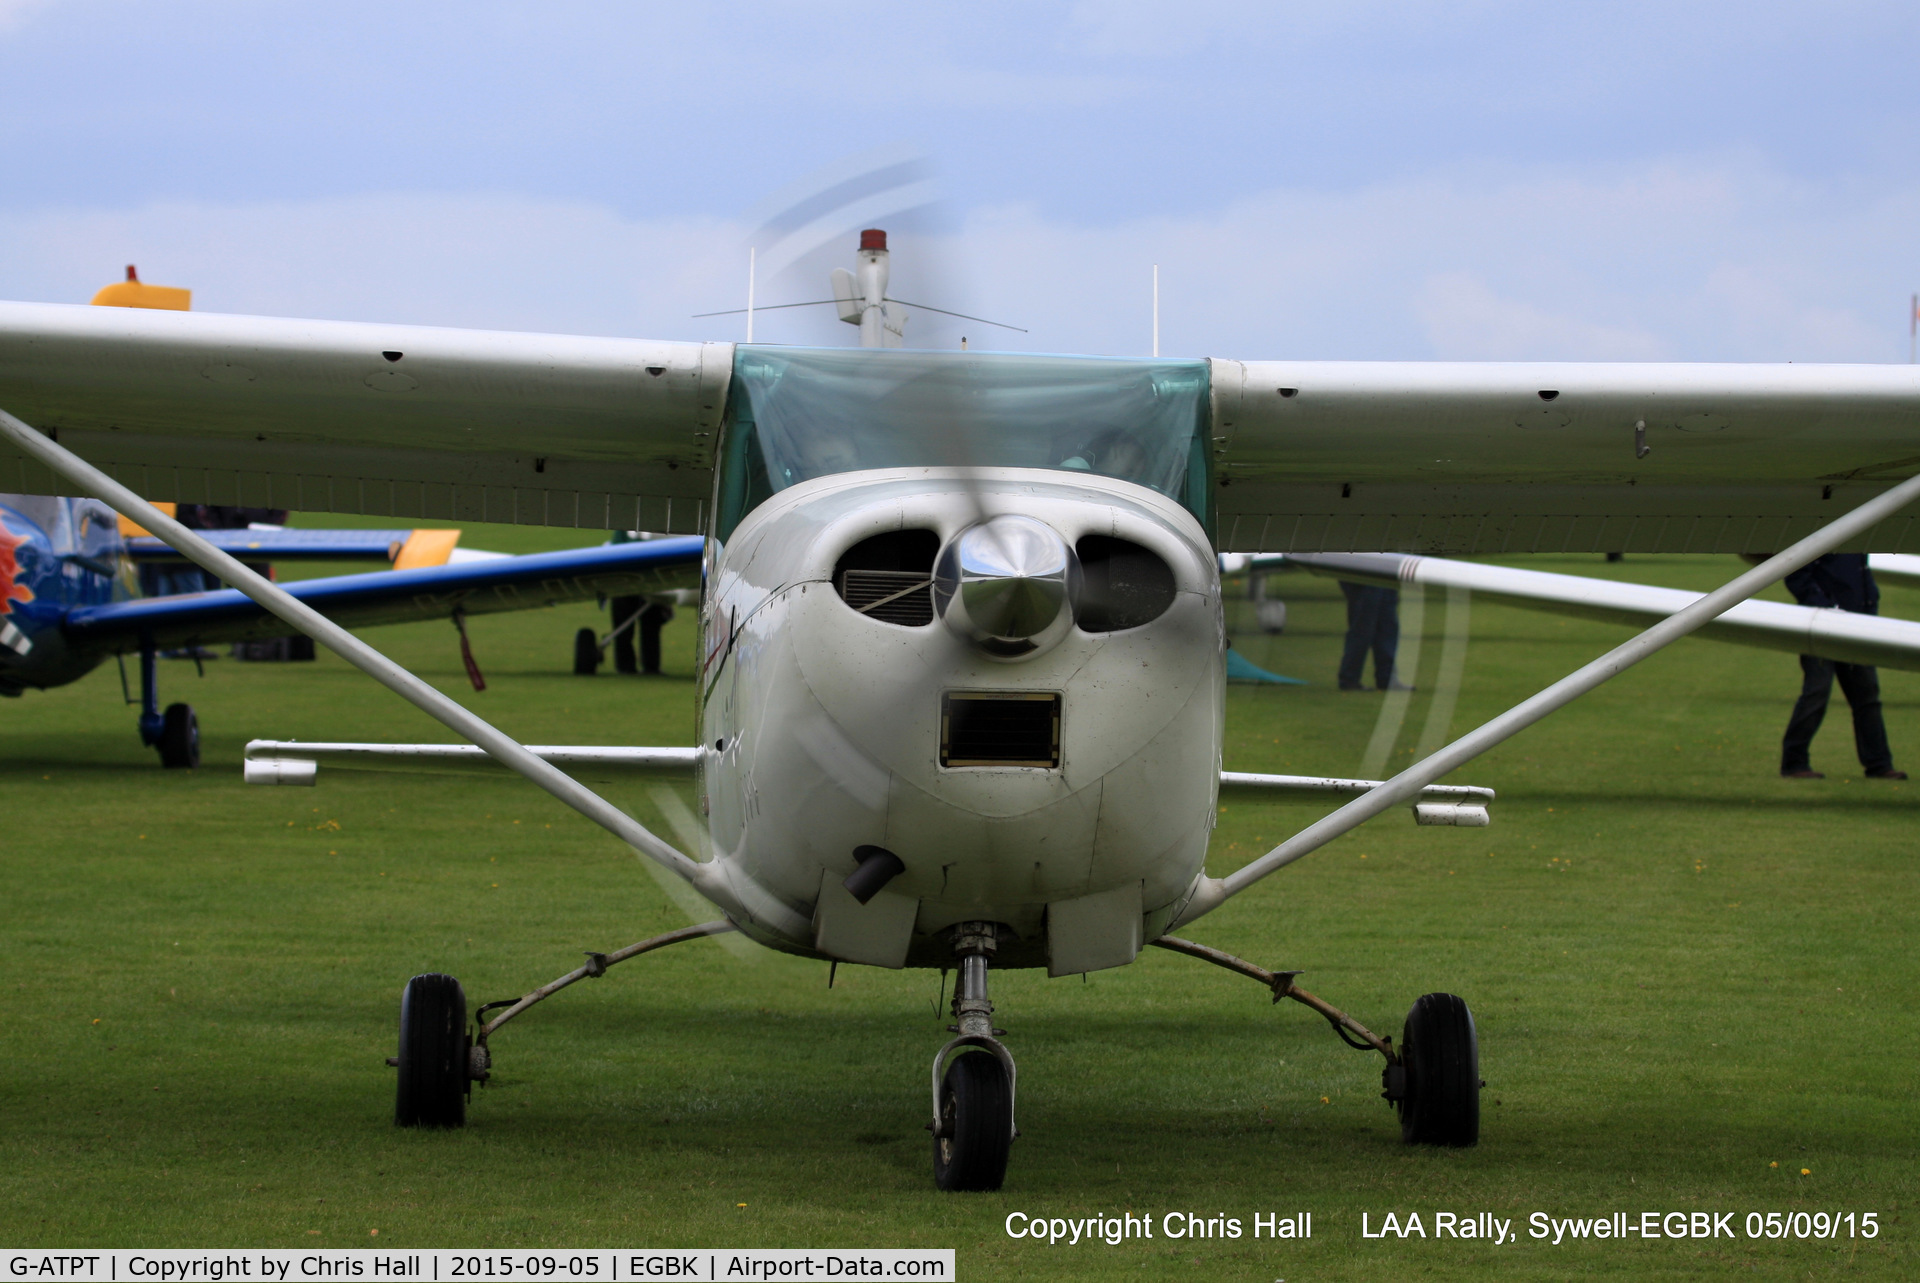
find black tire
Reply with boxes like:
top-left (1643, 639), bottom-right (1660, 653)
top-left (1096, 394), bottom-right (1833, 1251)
top-left (572, 627), bottom-right (601, 675)
top-left (933, 1052), bottom-right (1012, 1191)
top-left (394, 973), bottom-right (469, 1128)
top-left (157, 703), bottom-right (199, 769)
top-left (1398, 992), bottom-right (1479, 1147)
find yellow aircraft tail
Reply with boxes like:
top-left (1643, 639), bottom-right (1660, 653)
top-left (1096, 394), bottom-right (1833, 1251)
top-left (91, 265), bottom-right (191, 311)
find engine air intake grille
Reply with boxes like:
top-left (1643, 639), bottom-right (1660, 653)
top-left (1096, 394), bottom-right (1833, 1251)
top-left (839, 569), bottom-right (935, 626)
top-left (941, 692), bottom-right (1061, 768)
top-left (1076, 535), bottom-right (1177, 632)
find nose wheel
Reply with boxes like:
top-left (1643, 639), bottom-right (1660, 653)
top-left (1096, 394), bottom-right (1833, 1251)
top-left (929, 922), bottom-right (1017, 1191)
top-left (934, 1050), bottom-right (1012, 1191)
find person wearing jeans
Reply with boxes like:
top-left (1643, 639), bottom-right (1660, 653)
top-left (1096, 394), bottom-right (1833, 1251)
top-left (1779, 553), bottom-right (1905, 779)
top-left (1338, 581), bottom-right (1406, 691)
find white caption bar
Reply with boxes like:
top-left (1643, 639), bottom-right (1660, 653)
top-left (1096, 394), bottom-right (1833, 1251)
top-left (0, 1252), bottom-right (955, 1282)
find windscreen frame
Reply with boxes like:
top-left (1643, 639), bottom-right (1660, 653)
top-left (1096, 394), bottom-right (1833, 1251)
top-left (713, 347), bottom-right (1213, 542)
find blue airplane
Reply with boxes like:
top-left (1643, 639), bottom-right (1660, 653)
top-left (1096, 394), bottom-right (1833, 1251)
top-left (0, 492), bottom-right (700, 767)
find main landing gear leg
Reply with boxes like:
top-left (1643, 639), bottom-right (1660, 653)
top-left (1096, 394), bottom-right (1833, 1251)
top-left (1150, 936), bottom-right (1481, 1147)
top-left (389, 920), bottom-right (737, 1129)
top-left (930, 922), bottom-right (1016, 1191)
top-left (135, 640), bottom-right (199, 769)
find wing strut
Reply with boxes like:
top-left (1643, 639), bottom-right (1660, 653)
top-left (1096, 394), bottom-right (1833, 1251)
top-left (1172, 468), bottom-right (1920, 930)
top-left (0, 405), bottom-right (771, 927)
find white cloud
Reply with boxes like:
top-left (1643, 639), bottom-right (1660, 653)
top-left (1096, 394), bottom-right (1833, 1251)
top-left (1412, 273), bottom-right (1667, 361)
top-left (3, 156), bottom-right (1913, 364)
top-left (0, 0), bottom-right (55, 34)
top-left (0, 193), bottom-right (744, 339)
top-left (1065, 0), bottom-right (1256, 58)
top-left (944, 158), bottom-right (1920, 362)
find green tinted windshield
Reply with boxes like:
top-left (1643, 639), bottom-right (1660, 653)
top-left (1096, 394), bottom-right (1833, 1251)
top-left (715, 347), bottom-right (1212, 541)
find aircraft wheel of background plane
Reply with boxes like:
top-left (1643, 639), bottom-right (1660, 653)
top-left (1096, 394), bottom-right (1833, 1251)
top-left (392, 973), bottom-right (471, 1129)
top-left (932, 1052), bottom-right (1013, 1192)
top-left (571, 627), bottom-right (600, 675)
top-left (1396, 992), bottom-right (1480, 1147)
top-left (156, 701), bottom-right (198, 769)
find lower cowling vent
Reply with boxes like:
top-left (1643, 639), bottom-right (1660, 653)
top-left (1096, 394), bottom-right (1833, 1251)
top-left (941, 692), bottom-right (1061, 767)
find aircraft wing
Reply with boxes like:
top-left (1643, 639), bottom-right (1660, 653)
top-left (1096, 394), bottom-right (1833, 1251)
top-left (1869, 553), bottom-right (1920, 590)
top-left (6, 300), bottom-right (1919, 552)
top-left (1210, 359), bottom-right (1920, 553)
top-left (61, 536), bottom-right (701, 654)
top-left (0, 302), bottom-right (726, 534)
top-left (1273, 551), bottom-right (1920, 672)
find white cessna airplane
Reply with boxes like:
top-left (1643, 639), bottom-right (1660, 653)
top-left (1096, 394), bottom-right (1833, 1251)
top-left (3, 229), bottom-right (1918, 1192)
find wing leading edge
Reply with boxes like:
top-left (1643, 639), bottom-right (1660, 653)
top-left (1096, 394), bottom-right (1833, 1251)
top-left (0, 302), bottom-right (728, 533)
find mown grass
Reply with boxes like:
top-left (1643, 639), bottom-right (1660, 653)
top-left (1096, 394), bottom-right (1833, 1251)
top-left (1, 531), bottom-right (1913, 1279)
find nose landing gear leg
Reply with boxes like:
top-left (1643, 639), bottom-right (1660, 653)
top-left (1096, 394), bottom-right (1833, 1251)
top-left (929, 922), bottom-right (1015, 1191)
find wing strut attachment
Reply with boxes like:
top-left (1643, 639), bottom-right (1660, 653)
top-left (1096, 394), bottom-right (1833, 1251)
top-left (1172, 467), bottom-right (1920, 930)
top-left (0, 405), bottom-right (784, 932)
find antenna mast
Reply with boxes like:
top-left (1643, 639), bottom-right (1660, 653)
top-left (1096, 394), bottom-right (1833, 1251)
top-left (1152, 264), bottom-right (1160, 358)
top-left (746, 248), bottom-right (756, 343)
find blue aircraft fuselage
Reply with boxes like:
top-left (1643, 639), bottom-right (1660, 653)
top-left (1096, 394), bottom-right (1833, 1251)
top-left (0, 493), bottom-right (133, 696)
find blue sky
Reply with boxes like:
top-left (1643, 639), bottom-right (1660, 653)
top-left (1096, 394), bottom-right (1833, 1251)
top-left (2, 0), bottom-right (1917, 361)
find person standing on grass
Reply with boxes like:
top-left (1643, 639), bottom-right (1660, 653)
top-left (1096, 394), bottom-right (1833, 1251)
top-left (1337, 580), bottom-right (1410, 692)
top-left (1779, 552), bottom-right (1906, 780)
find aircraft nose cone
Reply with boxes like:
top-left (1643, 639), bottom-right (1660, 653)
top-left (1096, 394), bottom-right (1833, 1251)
top-left (935, 515), bottom-right (1079, 657)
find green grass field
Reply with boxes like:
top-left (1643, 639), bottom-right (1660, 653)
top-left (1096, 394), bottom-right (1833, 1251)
top-left (2, 526), bottom-right (1913, 1280)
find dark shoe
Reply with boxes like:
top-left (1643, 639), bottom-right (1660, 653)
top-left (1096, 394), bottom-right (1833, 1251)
top-left (1381, 681), bottom-right (1416, 692)
top-left (1866, 768), bottom-right (1909, 780)
top-left (1339, 682), bottom-right (1366, 691)
top-left (1780, 769), bottom-right (1825, 779)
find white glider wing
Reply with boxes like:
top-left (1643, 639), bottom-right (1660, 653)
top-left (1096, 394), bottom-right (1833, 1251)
top-left (1212, 359), bottom-right (1920, 554)
top-left (0, 302), bottom-right (728, 532)
top-left (1278, 551), bottom-right (1920, 672)
top-left (1869, 553), bottom-right (1920, 589)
